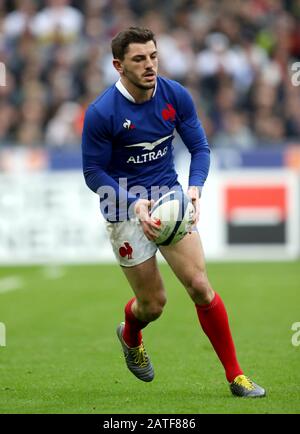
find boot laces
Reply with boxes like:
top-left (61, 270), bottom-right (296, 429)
top-left (234, 375), bottom-right (255, 391)
top-left (128, 344), bottom-right (148, 368)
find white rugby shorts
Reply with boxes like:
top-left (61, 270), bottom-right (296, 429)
top-left (106, 218), bottom-right (158, 267)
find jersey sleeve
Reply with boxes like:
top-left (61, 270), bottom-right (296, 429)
top-left (175, 84), bottom-right (210, 188)
top-left (82, 104), bottom-right (137, 208)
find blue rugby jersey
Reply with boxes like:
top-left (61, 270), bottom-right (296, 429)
top-left (82, 76), bottom-right (210, 221)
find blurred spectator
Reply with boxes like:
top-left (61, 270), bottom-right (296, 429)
top-left (45, 101), bottom-right (82, 146)
top-left (31, 0), bottom-right (83, 44)
top-left (213, 110), bottom-right (256, 149)
top-left (196, 33), bottom-right (254, 92)
top-left (158, 28), bottom-right (195, 81)
top-left (254, 113), bottom-right (286, 144)
top-left (16, 121), bottom-right (43, 146)
top-left (3, 0), bottom-right (37, 40)
top-left (0, 101), bottom-right (17, 143)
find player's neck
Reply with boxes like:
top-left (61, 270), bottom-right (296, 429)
top-left (120, 78), bottom-right (154, 104)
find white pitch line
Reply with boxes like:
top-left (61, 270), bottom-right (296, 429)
top-left (0, 276), bottom-right (24, 294)
top-left (42, 265), bottom-right (65, 280)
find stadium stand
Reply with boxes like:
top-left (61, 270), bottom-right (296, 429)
top-left (0, 0), bottom-right (299, 153)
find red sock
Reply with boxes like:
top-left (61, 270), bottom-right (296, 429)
top-left (195, 293), bottom-right (243, 382)
top-left (123, 298), bottom-right (149, 347)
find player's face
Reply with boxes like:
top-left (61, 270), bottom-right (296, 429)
top-left (119, 41), bottom-right (158, 91)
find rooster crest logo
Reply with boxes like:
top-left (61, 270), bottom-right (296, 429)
top-left (119, 242), bottom-right (133, 259)
top-left (123, 119), bottom-right (135, 130)
top-left (162, 104), bottom-right (176, 122)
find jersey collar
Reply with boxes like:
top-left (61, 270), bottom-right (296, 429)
top-left (115, 78), bottom-right (157, 103)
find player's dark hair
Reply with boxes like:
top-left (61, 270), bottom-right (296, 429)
top-left (111, 27), bottom-right (156, 60)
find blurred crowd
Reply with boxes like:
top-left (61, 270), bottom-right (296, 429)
top-left (0, 0), bottom-right (300, 149)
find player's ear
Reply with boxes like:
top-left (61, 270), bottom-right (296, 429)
top-left (113, 59), bottom-right (123, 74)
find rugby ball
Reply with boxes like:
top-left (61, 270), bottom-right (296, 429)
top-left (150, 190), bottom-right (195, 246)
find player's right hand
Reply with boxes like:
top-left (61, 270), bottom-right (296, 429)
top-left (134, 199), bottom-right (161, 241)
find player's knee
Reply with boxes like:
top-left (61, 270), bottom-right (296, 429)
top-left (188, 272), bottom-right (212, 304)
top-left (140, 294), bottom-right (166, 322)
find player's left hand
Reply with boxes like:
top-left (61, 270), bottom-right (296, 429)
top-left (134, 199), bottom-right (161, 241)
top-left (187, 186), bottom-right (201, 227)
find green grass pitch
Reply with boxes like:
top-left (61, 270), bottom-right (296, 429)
top-left (0, 261), bottom-right (300, 414)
